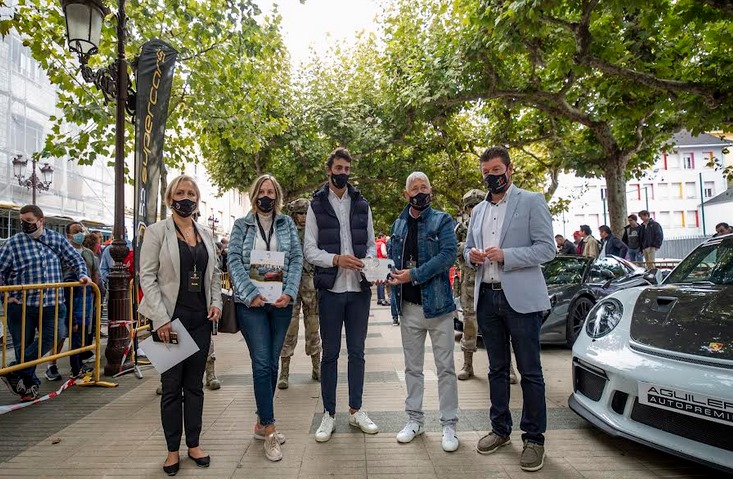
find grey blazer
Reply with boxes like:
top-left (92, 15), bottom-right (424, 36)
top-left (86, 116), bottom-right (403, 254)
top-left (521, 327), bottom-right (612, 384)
top-left (138, 217), bottom-right (223, 330)
top-left (463, 186), bottom-right (556, 314)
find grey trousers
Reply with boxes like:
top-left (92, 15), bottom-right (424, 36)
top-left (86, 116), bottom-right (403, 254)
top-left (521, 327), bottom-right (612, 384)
top-left (400, 301), bottom-right (459, 427)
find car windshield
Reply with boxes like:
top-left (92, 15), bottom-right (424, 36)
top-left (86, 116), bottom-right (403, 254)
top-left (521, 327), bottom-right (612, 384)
top-left (542, 257), bottom-right (589, 285)
top-left (587, 257), bottom-right (630, 283)
top-left (664, 237), bottom-right (733, 285)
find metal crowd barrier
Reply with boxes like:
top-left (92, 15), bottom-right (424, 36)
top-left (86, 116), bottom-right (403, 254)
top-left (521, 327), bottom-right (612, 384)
top-left (0, 281), bottom-right (116, 388)
top-left (116, 280), bottom-right (152, 379)
top-left (632, 260), bottom-right (681, 270)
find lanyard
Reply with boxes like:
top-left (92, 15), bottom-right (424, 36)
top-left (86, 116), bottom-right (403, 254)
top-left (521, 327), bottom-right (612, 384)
top-left (255, 214), bottom-right (275, 251)
top-left (173, 220), bottom-right (202, 271)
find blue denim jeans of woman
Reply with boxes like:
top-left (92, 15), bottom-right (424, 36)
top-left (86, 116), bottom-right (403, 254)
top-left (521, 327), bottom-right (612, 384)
top-left (237, 302), bottom-right (293, 426)
top-left (476, 289), bottom-right (546, 445)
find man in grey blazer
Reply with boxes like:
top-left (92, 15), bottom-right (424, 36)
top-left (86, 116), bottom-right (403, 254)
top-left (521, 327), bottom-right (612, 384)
top-left (464, 146), bottom-right (556, 472)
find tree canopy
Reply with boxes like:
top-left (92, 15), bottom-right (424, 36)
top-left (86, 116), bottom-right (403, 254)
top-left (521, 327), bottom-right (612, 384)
top-left (2, 0), bottom-right (731, 235)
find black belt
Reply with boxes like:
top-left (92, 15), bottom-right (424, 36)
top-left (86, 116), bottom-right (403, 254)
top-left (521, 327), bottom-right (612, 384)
top-left (480, 282), bottom-right (503, 291)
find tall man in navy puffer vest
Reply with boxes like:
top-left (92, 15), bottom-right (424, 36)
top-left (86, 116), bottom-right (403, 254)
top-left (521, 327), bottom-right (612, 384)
top-left (304, 147), bottom-right (380, 442)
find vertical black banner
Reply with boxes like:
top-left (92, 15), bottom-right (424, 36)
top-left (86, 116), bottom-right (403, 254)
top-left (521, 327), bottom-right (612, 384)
top-left (134, 39), bottom-right (178, 232)
top-left (133, 39), bottom-right (178, 310)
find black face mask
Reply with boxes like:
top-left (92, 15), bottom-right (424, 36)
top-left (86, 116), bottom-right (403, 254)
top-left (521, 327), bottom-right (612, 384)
top-left (330, 173), bottom-right (349, 189)
top-left (21, 220), bottom-right (39, 235)
top-left (484, 173), bottom-right (509, 194)
top-left (256, 196), bottom-right (275, 213)
top-left (409, 192), bottom-right (432, 211)
top-left (172, 198), bottom-right (196, 217)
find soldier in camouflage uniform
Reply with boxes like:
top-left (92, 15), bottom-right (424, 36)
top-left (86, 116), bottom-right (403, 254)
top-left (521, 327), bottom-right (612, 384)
top-left (456, 189), bottom-right (517, 383)
top-left (277, 198), bottom-right (321, 389)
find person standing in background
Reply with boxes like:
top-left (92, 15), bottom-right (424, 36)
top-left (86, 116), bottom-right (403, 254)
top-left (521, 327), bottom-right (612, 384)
top-left (622, 215), bottom-right (642, 262)
top-left (578, 225), bottom-right (599, 258)
top-left (638, 210), bottom-right (663, 269)
top-left (277, 198), bottom-right (321, 390)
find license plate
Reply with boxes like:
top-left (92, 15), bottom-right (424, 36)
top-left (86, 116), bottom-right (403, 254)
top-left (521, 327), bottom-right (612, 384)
top-left (638, 382), bottom-right (733, 426)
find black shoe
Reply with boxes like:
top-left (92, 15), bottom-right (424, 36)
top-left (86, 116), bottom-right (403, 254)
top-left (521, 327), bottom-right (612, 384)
top-left (188, 453), bottom-right (210, 467)
top-left (162, 462), bottom-right (179, 476)
top-left (20, 384), bottom-right (40, 402)
top-left (392, 317), bottom-right (400, 326)
top-left (45, 365), bottom-right (62, 381)
top-left (1, 371), bottom-right (28, 397)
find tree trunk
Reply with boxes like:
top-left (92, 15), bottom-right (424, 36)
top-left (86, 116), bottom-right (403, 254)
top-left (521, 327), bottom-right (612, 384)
top-left (604, 157), bottom-right (628, 237)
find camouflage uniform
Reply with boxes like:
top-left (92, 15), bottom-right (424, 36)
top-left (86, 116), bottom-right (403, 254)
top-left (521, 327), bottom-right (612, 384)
top-left (278, 198), bottom-right (321, 389)
top-left (455, 190), bottom-right (483, 380)
top-left (457, 189), bottom-right (518, 384)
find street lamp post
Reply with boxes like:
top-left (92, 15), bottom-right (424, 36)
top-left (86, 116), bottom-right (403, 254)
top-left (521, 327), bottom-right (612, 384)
top-left (208, 214), bottom-right (219, 236)
top-left (12, 154), bottom-right (54, 205)
top-left (60, 0), bottom-right (132, 375)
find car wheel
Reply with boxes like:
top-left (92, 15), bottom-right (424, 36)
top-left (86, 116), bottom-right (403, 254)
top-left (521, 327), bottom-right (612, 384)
top-left (567, 297), bottom-right (595, 347)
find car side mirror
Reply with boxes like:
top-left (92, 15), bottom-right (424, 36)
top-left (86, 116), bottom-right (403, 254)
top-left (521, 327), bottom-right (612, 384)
top-left (643, 268), bottom-right (659, 285)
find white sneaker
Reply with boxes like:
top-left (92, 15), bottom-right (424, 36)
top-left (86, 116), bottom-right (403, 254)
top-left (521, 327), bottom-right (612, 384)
top-left (315, 412), bottom-right (335, 442)
top-left (264, 432), bottom-right (283, 462)
top-left (442, 426), bottom-right (459, 452)
top-left (396, 421), bottom-right (424, 443)
top-left (349, 410), bottom-right (379, 434)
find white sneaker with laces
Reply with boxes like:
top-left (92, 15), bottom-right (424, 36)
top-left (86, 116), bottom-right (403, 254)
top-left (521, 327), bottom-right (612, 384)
top-left (396, 421), bottom-right (424, 443)
top-left (441, 426), bottom-right (459, 452)
top-left (349, 410), bottom-right (379, 434)
top-left (315, 412), bottom-right (335, 442)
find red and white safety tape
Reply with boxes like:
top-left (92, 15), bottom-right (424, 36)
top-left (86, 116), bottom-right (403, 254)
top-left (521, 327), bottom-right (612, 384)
top-left (0, 378), bottom-right (76, 415)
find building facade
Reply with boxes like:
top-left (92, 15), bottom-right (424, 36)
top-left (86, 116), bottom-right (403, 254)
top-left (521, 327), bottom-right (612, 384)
top-left (552, 130), bottom-right (731, 239)
top-left (0, 28), bottom-right (248, 242)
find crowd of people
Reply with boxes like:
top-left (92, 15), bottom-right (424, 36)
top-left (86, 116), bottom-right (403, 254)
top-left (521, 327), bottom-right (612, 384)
top-left (0, 206), bottom-right (111, 401)
top-left (552, 211), bottom-right (665, 269)
top-left (12, 145), bottom-right (733, 475)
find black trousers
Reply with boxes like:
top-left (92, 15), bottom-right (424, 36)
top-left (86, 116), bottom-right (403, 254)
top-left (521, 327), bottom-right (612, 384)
top-left (160, 311), bottom-right (211, 452)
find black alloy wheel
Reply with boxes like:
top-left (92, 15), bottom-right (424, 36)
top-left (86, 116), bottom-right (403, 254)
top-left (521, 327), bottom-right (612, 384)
top-left (567, 297), bottom-right (595, 347)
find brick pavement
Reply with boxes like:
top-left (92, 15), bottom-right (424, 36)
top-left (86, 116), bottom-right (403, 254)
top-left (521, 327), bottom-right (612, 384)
top-left (0, 299), bottom-right (725, 478)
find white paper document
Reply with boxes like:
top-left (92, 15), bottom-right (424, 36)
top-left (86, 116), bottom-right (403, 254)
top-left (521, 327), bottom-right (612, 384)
top-left (361, 258), bottom-right (393, 282)
top-left (249, 250), bottom-right (285, 303)
top-left (139, 319), bottom-right (200, 374)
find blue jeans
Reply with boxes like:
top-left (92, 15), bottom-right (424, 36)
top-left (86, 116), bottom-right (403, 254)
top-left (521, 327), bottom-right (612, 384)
top-left (476, 288), bottom-right (546, 445)
top-left (237, 303), bottom-right (292, 425)
top-left (627, 248), bottom-right (643, 262)
top-left (7, 302), bottom-right (67, 385)
top-left (390, 287), bottom-right (399, 319)
top-left (66, 286), bottom-right (95, 375)
top-left (376, 283), bottom-right (386, 302)
top-left (319, 289), bottom-right (371, 415)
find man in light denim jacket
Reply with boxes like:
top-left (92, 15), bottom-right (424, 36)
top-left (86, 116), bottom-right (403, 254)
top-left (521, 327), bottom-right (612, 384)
top-left (387, 171), bottom-right (460, 453)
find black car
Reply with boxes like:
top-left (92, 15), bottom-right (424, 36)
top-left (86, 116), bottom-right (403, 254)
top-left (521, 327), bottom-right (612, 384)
top-left (454, 255), bottom-right (648, 347)
top-left (539, 255), bottom-right (648, 346)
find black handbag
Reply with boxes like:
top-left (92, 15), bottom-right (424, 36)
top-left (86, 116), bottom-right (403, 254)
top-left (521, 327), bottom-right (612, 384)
top-left (218, 291), bottom-right (239, 333)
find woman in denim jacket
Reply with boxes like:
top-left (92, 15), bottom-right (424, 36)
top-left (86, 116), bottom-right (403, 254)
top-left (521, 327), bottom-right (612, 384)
top-left (227, 174), bottom-right (303, 462)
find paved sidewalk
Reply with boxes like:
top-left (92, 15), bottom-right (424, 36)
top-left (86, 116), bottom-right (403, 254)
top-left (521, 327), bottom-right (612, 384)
top-left (0, 299), bottom-right (724, 478)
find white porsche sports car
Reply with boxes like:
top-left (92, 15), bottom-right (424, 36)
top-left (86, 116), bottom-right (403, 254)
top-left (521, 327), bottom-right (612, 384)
top-left (569, 233), bottom-right (733, 473)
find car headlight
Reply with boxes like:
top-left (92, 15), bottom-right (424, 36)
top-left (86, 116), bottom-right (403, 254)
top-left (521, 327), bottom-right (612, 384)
top-left (585, 298), bottom-right (623, 339)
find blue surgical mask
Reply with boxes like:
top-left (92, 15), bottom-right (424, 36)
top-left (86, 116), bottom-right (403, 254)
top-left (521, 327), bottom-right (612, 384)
top-left (72, 232), bottom-right (85, 245)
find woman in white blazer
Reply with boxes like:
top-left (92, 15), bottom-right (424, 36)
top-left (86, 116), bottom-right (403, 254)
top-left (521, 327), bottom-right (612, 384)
top-left (138, 174), bottom-right (222, 476)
